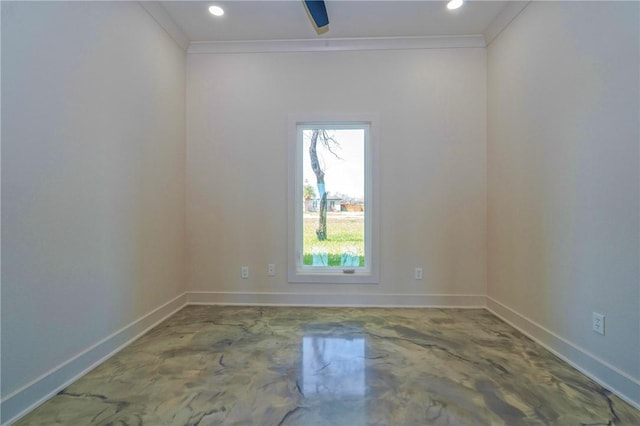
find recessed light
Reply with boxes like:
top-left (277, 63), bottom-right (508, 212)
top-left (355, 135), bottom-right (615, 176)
top-left (208, 5), bottom-right (224, 16)
top-left (447, 0), bottom-right (464, 10)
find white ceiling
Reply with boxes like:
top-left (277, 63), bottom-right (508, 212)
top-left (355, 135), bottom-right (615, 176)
top-left (159, 1), bottom-right (513, 42)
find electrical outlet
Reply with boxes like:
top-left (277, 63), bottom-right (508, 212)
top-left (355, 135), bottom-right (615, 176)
top-left (592, 312), bottom-right (605, 335)
top-left (415, 267), bottom-right (423, 280)
top-left (268, 264), bottom-right (276, 276)
top-left (241, 266), bottom-right (249, 279)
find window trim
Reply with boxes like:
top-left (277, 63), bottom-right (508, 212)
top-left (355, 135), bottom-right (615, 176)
top-left (287, 114), bottom-right (380, 284)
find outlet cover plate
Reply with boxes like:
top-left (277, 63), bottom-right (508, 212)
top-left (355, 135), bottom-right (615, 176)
top-left (592, 312), bottom-right (605, 335)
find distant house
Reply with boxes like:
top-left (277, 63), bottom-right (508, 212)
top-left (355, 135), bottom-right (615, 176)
top-left (306, 194), bottom-right (344, 212)
top-left (341, 203), bottom-right (364, 212)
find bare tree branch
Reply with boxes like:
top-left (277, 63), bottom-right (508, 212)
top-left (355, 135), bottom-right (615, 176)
top-left (308, 129), bottom-right (342, 241)
top-left (319, 130), bottom-right (342, 160)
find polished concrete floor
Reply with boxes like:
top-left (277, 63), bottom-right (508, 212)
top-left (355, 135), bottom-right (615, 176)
top-left (16, 306), bottom-right (640, 425)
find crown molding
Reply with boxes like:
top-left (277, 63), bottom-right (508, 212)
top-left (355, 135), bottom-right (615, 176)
top-left (139, 1), bottom-right (190, 51)
top-left (483, 0), bottom-right (530, 46)
top-left (187, 35), bottom-right (486, 54)
top-left (140, 1), bottom-right (528, 53)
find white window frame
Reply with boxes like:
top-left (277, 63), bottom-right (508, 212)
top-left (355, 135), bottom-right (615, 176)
top-left (288, 114), bottom-right (379, 284)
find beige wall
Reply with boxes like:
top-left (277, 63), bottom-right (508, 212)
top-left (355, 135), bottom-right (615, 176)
top-left (186, 48), bottom-right (487, 301)
top-left (487, 1), bottom-right (639, 400)
top-left (1, 0), bottom-right (186, 417)
top-left (4, 0), bottom-right (638, 420)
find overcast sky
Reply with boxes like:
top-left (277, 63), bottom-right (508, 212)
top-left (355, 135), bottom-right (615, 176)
top-left (303, 129), bottom-right (365, 199)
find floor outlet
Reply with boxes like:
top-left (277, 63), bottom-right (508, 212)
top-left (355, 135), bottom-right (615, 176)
top-left (592, 312), bottom-right (605, 335)
top-left (415, 267), bottom-right (423, 280)
top-left (268, 264), bottom-right (276, 276)
top-left (241, 266), bottom-right (249, 279)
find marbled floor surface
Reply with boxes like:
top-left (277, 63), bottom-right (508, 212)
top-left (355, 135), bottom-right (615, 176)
top-left (16, 306), bottom-right (640, 425)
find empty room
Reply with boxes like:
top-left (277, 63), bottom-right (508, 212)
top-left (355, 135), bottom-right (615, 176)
top-left (1, 0), bottom-right (639, 424)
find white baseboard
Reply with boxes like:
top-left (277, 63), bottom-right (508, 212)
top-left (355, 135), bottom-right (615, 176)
top-left (486, 296), bottom-right (640, 410)
top-left (0, 293), bottom-right (188, 425)
top-left (0, 290), bottom-right (480, 424)
top-left (4, 292), bottom-right (637, 425)
top-left (186, 291), bottom-right (486, 308)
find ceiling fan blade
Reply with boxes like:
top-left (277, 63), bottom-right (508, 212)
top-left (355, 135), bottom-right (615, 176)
top-left (304, 0), bottom-right (329, 30)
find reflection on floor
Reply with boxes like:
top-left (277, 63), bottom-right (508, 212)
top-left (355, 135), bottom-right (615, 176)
top-left (16, 306), bottom-right (640, 425)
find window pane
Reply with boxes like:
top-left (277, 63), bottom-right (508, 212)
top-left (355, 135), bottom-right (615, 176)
top-left (301, 128), bottom-right (365, 268)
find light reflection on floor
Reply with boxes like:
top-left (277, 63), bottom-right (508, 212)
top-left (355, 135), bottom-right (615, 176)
top-left (302, 335), bottom-right (366, 397)
top-left (301, 334), bottom-right (367, 425)
top-left (13, 306), bottom-right (640, 426)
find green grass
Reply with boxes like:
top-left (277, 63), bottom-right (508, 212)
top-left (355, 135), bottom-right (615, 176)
top-left (303, 212), bottom-right (364, 266)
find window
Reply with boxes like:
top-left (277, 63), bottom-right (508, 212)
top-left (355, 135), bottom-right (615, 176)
top-left (288, 116), bottom-right (379, 284)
